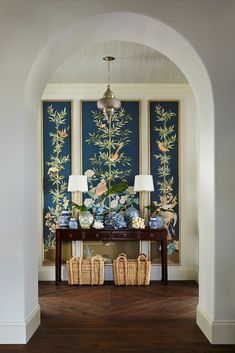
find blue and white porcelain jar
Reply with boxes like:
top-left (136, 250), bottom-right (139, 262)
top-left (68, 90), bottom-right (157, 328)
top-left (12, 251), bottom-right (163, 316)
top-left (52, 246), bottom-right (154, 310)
top-left (149, 215), bottom-right (164, 229)
top-left (94, 204), bottom-right (104, 222)
top-left (58, 209), bottom-right (71, 228)
top-left (68, 217), bottom-right (78, 229)
top-left (79, 211), bottom-right (94, 229)
top-left (125, 205), bottom-right (140, 228)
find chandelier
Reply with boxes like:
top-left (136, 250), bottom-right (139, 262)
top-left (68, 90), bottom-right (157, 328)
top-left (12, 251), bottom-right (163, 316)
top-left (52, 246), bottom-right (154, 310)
top-left (97, 56), bottom-right (121, 118)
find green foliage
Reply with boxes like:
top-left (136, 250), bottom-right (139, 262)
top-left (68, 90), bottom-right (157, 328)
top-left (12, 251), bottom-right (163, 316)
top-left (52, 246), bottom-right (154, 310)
top-left (86, 108), bottom-right (132, 186)
top-left (154, 104), bottom-right (177, 198)
top-left (70, 201), bottom-right (87, 212)
top-left (100, 182), bottom-right (128, 203)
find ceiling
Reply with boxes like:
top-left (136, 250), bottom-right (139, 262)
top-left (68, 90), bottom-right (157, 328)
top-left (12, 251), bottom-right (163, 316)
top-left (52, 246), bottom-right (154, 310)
top-left (49, 41), bottom-right (188, 84)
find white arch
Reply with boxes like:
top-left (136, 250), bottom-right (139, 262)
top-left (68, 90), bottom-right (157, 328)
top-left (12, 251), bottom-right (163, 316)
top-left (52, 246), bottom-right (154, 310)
top-left (25, 12), bottom-right (215, 339)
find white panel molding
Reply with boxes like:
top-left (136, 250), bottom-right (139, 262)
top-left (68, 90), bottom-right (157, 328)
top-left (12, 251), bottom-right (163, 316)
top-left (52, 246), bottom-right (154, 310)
top-left (0, 305), bottom-right (40, 344)
top-left (197, 305), bottom-right (235, 344)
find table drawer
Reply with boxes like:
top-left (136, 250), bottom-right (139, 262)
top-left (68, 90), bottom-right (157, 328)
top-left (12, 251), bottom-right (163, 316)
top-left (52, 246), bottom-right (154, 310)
top-left (83, 230), bottom-right (111, 240)
top-left (112, 231), bottom-right (139, 240)
top-left (60, 232), bottom-right (83, 240)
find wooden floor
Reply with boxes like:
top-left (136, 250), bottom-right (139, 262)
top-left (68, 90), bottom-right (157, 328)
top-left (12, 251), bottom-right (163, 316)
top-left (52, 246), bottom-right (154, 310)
top-left (1, 281), bottom-right (235, 352)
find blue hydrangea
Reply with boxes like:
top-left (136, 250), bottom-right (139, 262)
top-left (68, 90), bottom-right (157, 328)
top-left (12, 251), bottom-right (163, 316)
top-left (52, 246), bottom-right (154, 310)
top-left (105, 212), bottom-right (127, 229)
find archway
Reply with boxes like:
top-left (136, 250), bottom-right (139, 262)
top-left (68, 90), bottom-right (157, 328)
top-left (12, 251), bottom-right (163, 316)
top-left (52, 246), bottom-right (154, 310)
top-left (24, 12), bottom-right (214, 342)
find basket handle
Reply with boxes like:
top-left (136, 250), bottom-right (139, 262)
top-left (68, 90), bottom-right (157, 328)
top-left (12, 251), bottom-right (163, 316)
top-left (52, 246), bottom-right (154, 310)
top-left (91, 255), bottom-right (104, 285)
top-left (115, 253), bottom-right (128, 285)
top-left (137, 254), bottom-right (149, 285)
top-left (69, 256), bottom-right (81, 285)
top-left (116, 253), bottom-right (127, 261)
top-left (137, 253), bottom-right (148, 262)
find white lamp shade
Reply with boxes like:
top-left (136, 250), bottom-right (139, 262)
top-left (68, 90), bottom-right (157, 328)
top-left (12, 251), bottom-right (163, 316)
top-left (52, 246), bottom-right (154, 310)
top-left (134, 175), bottom-right (154, 192)
top-left (68, 175), bottom-right (88, 192)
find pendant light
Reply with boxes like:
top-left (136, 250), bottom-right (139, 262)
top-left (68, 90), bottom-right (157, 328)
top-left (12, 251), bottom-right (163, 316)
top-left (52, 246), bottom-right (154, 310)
top-left (97, 56), bottom-right (121, 118)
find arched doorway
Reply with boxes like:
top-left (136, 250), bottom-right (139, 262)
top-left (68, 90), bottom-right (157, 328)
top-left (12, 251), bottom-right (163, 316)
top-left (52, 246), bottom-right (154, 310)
top-left (24, 12), bottom-right (214, 343)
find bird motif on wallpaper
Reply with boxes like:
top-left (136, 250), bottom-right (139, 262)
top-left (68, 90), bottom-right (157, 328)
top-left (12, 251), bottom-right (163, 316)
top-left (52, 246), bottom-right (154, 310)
top-left (58, 129), bottom-right (68, 138)
top-left (109, 143), bottom-right (124, 162)
top-left (158, 142), bottom-right (169, 153)
top-left (47, 166), bottom-right (59, 174)
top-left (94, 179), bottom-right (107, 198)
top-left (97, 123), bottom-right (106, 129)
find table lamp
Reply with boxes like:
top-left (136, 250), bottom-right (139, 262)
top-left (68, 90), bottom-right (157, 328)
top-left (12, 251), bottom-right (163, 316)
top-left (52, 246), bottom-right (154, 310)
top-left (68, 175), bottom-right (88, 211)
top-left (134, 175), bottom-right (154, 219)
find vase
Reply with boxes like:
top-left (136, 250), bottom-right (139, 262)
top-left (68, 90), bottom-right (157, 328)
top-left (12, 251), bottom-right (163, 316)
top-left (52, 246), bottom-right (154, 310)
top-left (79, 211), bottom-right (94, 229)
top-left (94, 203), bottom-right (104, 222)
top-left (125, 205), bottom-right (140, 228)
top-left (149, 215), bottom-right (164, 229)
top-left (58, 209), bottom-right (71, 228)
top-left (68, 217), bottom-right (78, 229)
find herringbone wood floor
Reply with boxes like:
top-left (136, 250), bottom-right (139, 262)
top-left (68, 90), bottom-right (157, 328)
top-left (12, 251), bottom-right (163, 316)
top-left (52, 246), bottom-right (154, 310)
top-left (1, 281), bottom-right (235, 352)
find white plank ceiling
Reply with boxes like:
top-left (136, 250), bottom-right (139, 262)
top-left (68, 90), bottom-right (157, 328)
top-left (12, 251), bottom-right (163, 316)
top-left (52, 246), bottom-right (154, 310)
top-left (49, 41), bottom-right (187, 84)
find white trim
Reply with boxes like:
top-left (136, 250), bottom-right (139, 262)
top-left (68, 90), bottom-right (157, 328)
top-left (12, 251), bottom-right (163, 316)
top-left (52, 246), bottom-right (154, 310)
top-left (197, 305), bottom-right (235, 344)
top-left (25, 305), bottom-right (41, 343)
top-left (0, 305), bottom-right (40, 344)
top-left (39, 264), bottom-right (197, 281)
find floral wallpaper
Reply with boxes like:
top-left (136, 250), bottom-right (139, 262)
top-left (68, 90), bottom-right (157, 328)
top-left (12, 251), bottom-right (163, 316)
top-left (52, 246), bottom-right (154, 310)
top-left (43, 101), bottom-right (71, 263)
top-left (149, 101), bottom-right (180, 264)
top-left (42, 99), bottom-right (180, 265)
top-left (81, 101), bottom-right (140, 212)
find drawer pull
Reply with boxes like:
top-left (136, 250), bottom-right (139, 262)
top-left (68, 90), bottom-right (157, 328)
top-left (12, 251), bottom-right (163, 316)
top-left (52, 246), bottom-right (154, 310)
top-left (150, 233), bottom-right (154, 237)
top-left (69, 233), bottom-right (73, 238)
top-left (96, 233), bottom-right (99, 238)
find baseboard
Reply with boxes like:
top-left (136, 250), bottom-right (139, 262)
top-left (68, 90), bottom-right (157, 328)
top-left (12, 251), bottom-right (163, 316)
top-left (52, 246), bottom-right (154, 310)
top-left (197, 305), bottom-right (235, 344)
top-left (0, 305), bottom-right (40, 344)
top-left (25, 305), bottom-right (41, 343)
top-left (39, 264), bottom-right (197, 281)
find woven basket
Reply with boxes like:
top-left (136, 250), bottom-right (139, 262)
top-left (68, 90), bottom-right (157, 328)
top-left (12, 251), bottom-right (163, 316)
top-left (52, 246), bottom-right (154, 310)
top-left (66, 255), bottom-right (104, 285)
top-left (113, 253), bottom-right (151, 286)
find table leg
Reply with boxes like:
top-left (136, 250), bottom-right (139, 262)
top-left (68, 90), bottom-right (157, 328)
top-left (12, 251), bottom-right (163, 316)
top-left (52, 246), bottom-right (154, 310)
top-left (160, 240), bottom-right (165, 282)
top-left (56, 233), bottom-right (62, 285)
top-left (163, 238), bottom-right (168, 284)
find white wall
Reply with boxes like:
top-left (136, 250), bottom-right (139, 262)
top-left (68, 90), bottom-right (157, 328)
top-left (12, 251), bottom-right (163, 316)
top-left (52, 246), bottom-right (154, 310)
top-left (39, 83), bottom-right (198, 281)
top-left (0, 0), bottom-right (235, 345)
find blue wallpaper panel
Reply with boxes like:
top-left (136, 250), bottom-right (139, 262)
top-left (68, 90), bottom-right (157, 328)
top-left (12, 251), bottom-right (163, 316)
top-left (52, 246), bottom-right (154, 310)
top-left (149, 101), bottom-right (180, 262)
top-left (43, 101), bottom-right (72, 253)
top-left (81, 101), bottom-right (140, 186)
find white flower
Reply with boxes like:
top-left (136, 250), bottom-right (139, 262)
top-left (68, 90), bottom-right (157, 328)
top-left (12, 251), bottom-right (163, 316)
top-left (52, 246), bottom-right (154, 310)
top-left (85, 169), bottom-right (95, 178)
top-left (84, 198), bottom-right (93, 208)
top-left (120, 195), bottom-right (128, 204)
top-left (110, 199), bottom-right (118, 209)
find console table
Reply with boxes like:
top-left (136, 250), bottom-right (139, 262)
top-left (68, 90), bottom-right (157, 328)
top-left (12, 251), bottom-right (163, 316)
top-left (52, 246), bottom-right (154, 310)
top-left (55, 228), bottom-right (168, 285)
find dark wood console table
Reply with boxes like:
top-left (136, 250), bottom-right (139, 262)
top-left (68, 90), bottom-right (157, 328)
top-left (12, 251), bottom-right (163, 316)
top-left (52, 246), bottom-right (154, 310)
top-left (56, 228), bottom-right (168, 285)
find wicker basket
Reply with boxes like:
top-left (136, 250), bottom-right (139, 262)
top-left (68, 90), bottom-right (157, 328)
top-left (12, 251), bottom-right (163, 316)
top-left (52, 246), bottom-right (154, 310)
top-left (113, 253), bottom-right (151, 286)
top-left (66, 255), bottom-right (104, 285)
